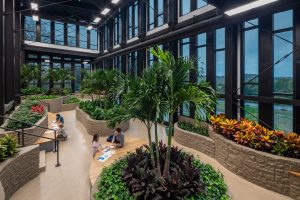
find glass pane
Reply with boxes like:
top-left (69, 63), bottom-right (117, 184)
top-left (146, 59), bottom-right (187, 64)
top-left (274, 104), bottom-right (293, 132)
top-left (90, 29), bottom-right (98, 50)
top-left (55, 22), bottom-right (64, 45)
top-left (244, 84), bottom-right (258, 96)
top-left (181, 0), bottom-right (190, 16)
top-left (273, 10), bottom-right (293, 31)
top-left (274, 31), bottom-right (293, 95)
top-left (41, 62), bottom-right (50, 91)
top-left (79, 26), bottom-right (87, 48)
top-left (197, 33), bottom-right (206, 46)
top-left (197, 0), bottom-right (207, 8)
top-left (216, 28), bottom-right (225, 49)
top-left (134, 2), bottom-right (139, 37)
top-left (216, 51), bottom-right (225, 94)
top-left (41, 19), bottom-right (51, 43)
top-left (148, 0), bottom-right (154, 30)
top-left (244, 101), bottom-right (258, 123)
top-left (182, 102), bottom-right (190, 116)
top-left (244, 19), bottom-right (258, 28)
top-left (68, 24), bottom-right (76, 47)
top-left (75, 64), bottom-right (81, 92)
top-left (25, 16), bottom-right (36, 41)
top-left (216, 99), bottom-right (225, 114)
top-left (197, 47), bottom-right (206, 82)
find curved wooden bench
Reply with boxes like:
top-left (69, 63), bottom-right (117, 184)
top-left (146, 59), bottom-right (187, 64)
top-left (289, 170), bottom-right (300, 177)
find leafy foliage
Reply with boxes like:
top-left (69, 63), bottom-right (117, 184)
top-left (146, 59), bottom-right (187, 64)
top-left (95, 157), bottom-right (135, 200)
top-left (26, 95), bottom-right (59, 100)
top-left (20, 64), bottom-right (43, 88)
top-left (21, 86), bottom-right (46, 95)
top-left (95, 144), bottom-right (229, 200)
top-left (0, 134), bottom-right (19, 162)
top-left (4, 100), bottom-right (47, 130)
top-left (178, 121), bottom-right (209, 137)
top-left (63, 97), bottom-right (81, 104)
top-left (210, 114), bottom-right (300, 158)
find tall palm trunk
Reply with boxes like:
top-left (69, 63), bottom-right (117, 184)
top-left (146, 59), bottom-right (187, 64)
top-left (163, 113), bottom-right (173, 178)
top-left (147, 124), bottom-right (156, 169)
top-left (154, 120), bottom-right (161, 175)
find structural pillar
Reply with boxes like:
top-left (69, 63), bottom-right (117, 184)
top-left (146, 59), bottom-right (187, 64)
top-left (14, 11), bottom-right (21, 104)
top-left (0, 0), bottom-right (5, 124)
top-left (294, 6), bottom-right (300, 133)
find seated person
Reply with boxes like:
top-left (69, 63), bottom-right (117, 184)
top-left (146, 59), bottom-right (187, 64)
top-left (107, 128), bottom-right (124, 148)
top-left (92, 134), bottom-right (102, 157)
top-left (56, 114), bottom-right (64, 124)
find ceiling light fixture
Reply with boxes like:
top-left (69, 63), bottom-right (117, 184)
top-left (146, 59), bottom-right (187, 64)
top-left (31, 2), bottom-right (38, 10)
top-left (83, 61), bottom-right (88, 64)
top-left (32, 15), bottom-right (39, 21)
top-left (224, 0), bottom-right (278, 16)
top-left (93, 17), bottom-right (101, 23)
top-left (45, 59), bottom-right (50, 63)
top-left (112, 0), bottom-right (120, 4)
top-left (101, 8), bottom-right (110, 15)
top-left (87, 25), bottom-right (93, 30)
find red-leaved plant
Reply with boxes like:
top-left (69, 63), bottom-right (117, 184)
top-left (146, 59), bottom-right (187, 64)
top-left (31, 105), bottom-right (45, 114)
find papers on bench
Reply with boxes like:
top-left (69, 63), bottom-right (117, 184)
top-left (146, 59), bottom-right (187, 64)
top-left (97, 150), bottom-right (116, 163)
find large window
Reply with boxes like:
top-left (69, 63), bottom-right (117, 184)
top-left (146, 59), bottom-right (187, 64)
top-left (64, 63), bottom-right (72, 89)
top-left (41, 19), bottom-right (51, 43)
top-left (24, 16), bottom-right (36, 41)
top-left (55, 21), bottom-right (64, 45)
top-left (75, 64), bottom-right (82, 92)
top-left (273, 9), bottom-right (294, 132)
top-left (127, 52), bottom-right (138, 76)
top-left (147, 0), bottom-right (165, 31)
top-left (104, 23), bottom-right (109, 50)
top-left (127, 0), bottom-right (139, 39)
top-left (90, 29), bottom-right (98, 50)
top-left (180, 0), bottom-right (207, 16)
top-left (114, 11), bottom-right (122, 46)
top-left (243, 19), bottom-right (259, 96)
top-left (215, 28), bottom-right (225, 114)
top-left (79, 26), bottom-right (87, 48)
top-left (197, 33), bottom-right (206, 82)
top-left (113, 56), bottom-right (122, 71)
top-left (179, 38), bottom-right (191, 116)
top-left (68, 23), bottom-right (76, 47)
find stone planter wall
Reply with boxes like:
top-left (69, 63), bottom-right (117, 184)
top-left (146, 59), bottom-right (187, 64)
top-left (174, 123), bottom-right (215, 158)
top-left (0, 145), bottom-right (40, 200)
top-left (0, 115), bottom-right (48, 146)
top-left (76, 107), bottom-right (130, 136)
top-left (61, 103), bottom-right (79, 111)
top-left (41, 97), bottom-right (63, 113)
top-left (174, 118), bottom-right (300, 199)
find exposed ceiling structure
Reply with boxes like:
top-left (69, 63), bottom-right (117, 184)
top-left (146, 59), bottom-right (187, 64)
top-left (17, 0), bottom-right (128, 26)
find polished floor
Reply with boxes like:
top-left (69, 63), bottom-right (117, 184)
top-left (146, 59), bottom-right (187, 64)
top-left (11, 110), bottom-right (291, 200)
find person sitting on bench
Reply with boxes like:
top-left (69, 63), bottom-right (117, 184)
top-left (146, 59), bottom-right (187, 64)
top-left (107, 128), bottom-right (124, 148)
top-left (56, 114), bottom-right (67, 139)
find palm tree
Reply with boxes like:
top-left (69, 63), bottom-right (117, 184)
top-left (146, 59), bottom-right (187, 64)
top-left (151, 47), bottom-right (217, 178)
top-left (20, 64), bottom-right (42, 88)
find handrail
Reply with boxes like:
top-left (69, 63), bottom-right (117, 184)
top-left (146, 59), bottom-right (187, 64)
top-left (0, 115), bottom-right (61, 167)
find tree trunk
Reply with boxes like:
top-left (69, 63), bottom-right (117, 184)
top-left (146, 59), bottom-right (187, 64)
top-left (162, 113), bottom-right (173, 178)
top-left (154, 120), bottom-right (161, 176)
top-left (147, 125), bottom-right (156, 169)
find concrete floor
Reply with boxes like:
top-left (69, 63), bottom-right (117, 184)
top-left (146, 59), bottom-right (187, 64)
top-left (11, 110), bottom-right (291, 200)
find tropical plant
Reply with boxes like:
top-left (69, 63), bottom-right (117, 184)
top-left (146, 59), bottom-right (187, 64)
top-left (210, 114), bottom-right (300, 158)
top-left (20, 64), bottom-right (43, 88)
top-left (43, 68), bottom-right (74, 94)
top-left (21, 86), bottom-right (45, 95)
top-left (4, 100), bottom-right (47, 130)
top-left (150, 47), bottom-right (216, 178)
top-left (0, 134), bottom-right (19, 162)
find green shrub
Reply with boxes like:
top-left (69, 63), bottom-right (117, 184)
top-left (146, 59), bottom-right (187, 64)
top-left (95, 157), bottom-right (134, 200)
top-left (95, 144), bottom-right (230, 200)
top-left (0, 134), bottom-right (19, 162)
top-left (64, 97), bottom-right (81, 104)
top-left (4, 100), bottom-right (46, 130)
top-left (21, 86), bottom-right (45, 95)
top-left (178, 121), bottom-right (209, 137)
top-left (27, 95), bottom-right (59, 100)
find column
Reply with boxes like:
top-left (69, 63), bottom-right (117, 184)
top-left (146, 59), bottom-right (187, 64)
top-left (14, 11), bottom-right (21, 104)
top-left (225, 24), bottom-right (238, 119)
top-left (294, 6), bottom-right (300, 133)
top-left (259, 15), bottom-right (273, 128)
top-left (0, 0), bottom-right (4, 124)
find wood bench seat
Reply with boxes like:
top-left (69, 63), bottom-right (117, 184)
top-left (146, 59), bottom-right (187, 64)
top-left (34, 130), bottom-right (58, 152)
top-left (289, 170), bottom-right (300, 177)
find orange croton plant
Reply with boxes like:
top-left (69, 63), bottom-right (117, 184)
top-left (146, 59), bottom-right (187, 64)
top-left (210, 114), bottom-right (300, 158)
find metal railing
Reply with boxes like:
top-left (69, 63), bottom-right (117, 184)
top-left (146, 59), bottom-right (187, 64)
top-left (0, 115), bottom-right (61, 167)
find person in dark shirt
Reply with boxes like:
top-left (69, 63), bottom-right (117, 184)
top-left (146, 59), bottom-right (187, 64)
top-left (107, 128), bottom-right (124, 148)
